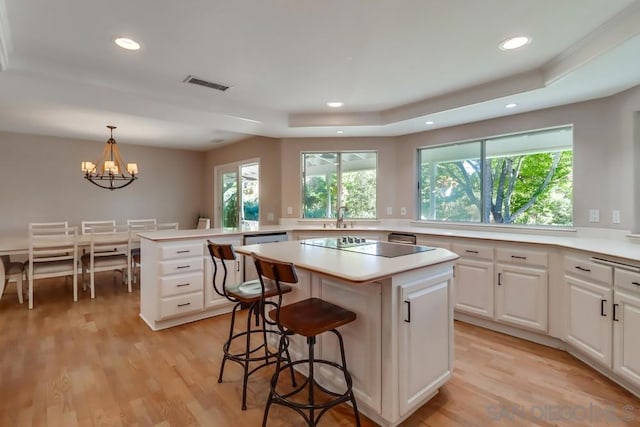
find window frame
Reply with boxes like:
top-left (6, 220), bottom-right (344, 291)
top-left (416, 126), bottom-right (573, 227)
top-left (301, 150), bottom-right (378, 219)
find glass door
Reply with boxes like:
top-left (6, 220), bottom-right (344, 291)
top-left (217, 161), bottom-right (259, 228)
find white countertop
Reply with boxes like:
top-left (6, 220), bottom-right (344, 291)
top-left (234, 240), bottom-right (458, 284)
top-left (4, 223), bottom-right (639, 264)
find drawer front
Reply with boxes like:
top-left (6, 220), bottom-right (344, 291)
top-left (564, 256), bottom-right (612, 285)
top-left (159, 257), bottom-right (203, 276)
top-left (159, 242), bottom-right (203, 260)
top-left (160, 272), bottom-right (203, 297)
top-left (495, 247), bottom-right (548, 267)
top-left (159, 292), bottom-right (204, 319)
top-left (615, 269), bottom-right (640, 294)
top-left (452, 242), bottom-right (494, 261)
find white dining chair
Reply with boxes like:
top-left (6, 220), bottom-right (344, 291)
top-left (156, 222), bottom-right (179, 230)
top-left (27, 224), bottom-right (78, 309)
top-left (127, 218), bottom-right (157, 231)
top-left (1, 255), bottom-right (24, 304)
top-left (81, 225), bottom-right (131, 298)
top-left (81, 220), bottom-right (116, 235)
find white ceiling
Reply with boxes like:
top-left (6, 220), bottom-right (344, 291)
top-left (0, 0), bottom-right (639, 151)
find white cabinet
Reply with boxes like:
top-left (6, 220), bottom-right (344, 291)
top-left (451, 241), bottom-right (494, 319)
top-left (613, 269), bottom-right (640, 386)
top-left (150, 241), bottom-right (204, 321)
top-left (495, 247), bottom-right (548, 332)
top-left (140, 236), bottom-right (245, 330)
top-left (565, 256), bottom-right (613, 367)
top-left (315, 275), bottom-right (382, 413)
top-left (398, 269), bottom-right (452, 415)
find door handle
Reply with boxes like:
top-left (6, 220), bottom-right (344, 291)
top-left (404, 300), bottom-right (411, 323)
top-left (600, 299), bottom-right (607, 317)
top-left (613, 303), bottom-right (619, 322)
top-left (498, 272), bottom-right (502, 286)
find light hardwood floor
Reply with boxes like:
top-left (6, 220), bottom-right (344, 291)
top-left (1, 274), bottom-right (639, 426)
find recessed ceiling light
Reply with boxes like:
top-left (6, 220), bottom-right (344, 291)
top-left (336, 130), bottom-right (344, 134)
top-left (499, 36), bottom-right (530, 51)
top-left (327, 102), bottom-right (344, 108)
top-left (425, 121), bottom-right (435, 125)
top-left (505, 103), bottom-right (517, 109)
top-left (114, 37), bottom-right (141, 51)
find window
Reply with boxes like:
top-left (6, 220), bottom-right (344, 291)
top-left (218, 161), bottom-right (259, 228)
top-left (418, 127), bottom-right (573, 226)
top-left (302, 152), bottom-right (377, 219)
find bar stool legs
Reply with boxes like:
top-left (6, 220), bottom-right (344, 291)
top-left (218, 300), bottom-right (295, 410)
top-left (263, 329), bottom-right (361, 427)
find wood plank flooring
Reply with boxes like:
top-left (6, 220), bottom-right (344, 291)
top-left (1, 275), bottom-right (639, 426)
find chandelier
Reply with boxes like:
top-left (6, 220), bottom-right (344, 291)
top-left (81, 125), bottom-right (138, 190)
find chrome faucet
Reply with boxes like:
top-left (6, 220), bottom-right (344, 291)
top-left (336, 205), bottom-right (347, 228)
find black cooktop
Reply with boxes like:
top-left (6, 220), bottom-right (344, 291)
top-left (300, 237), bottom-right (435, 258)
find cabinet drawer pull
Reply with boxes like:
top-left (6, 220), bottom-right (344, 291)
top-left (176, 283), bottom-right (190, 287)
top-left (176, 250), bottom-right (191, 254)
top-left (575, 266), bottom-right (591, 272)
top-left (613, 303), bottom-right (619, 322)
top-left (465, 249), bottom-right (479, 254)
top-left (497, 272), bottom-right (502, 286)
top-left (511, 255), bottom-right (527, 260)
top-left (176, 265), bottom-right (190, 269)
top-left (633, 281), bottom-right (640, 286)
top-left (177, 302), bottom-right (191, 307)
top-left (404, 300), bottom-right (411, 323)
top-left (600, 299), bottom-right (607, 317)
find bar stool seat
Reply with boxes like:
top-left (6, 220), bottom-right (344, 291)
top-left (207, 241), bottom-right (294, 410)
top-left (253, 253), bottom-right (361, 427)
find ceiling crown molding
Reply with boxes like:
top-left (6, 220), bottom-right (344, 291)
top-left (0, 0), bottom-right (12, 70)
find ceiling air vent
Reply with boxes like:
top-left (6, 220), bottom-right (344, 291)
top-left (184, 75), bottom-right (230, 92)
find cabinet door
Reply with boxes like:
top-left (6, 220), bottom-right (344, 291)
top-left (613, 290), bottom-right (640, 386)
top-left (316, 276), bottom-right (382, 413)
top-left (566, 275), bottom-right (612, 367)
top-left (454, 259), bottom-right (494, 318)
top-left (398, 272), bottom-right (452, 415)
top-left (495, 264), bottom-right (547, 332)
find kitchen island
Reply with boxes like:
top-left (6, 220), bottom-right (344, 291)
top-left (235, 238), bottom-right (458, 427)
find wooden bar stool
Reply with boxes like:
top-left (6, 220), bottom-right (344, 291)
top-left (207, 241), bottom-right (295, 410)
top-left (253, 253), bottom-right (361, 427)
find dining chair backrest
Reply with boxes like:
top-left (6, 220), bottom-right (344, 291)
top-left (156, 222), bottom-right (179, 230)
top-left (84, 225), bottom-right (132, 298)
top-left (81, 220), bottom-right (116, 235)
top-left (197, 217), bottom-right (210, 229)
top-left (127, 218), bottom-right (157, 231)
top-left (29, 222), bottom-right (70, 237)
top-left (27, 225), bottom-right (78, 308)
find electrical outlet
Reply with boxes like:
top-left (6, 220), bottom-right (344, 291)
top-left (612, 210), bottom-right (621, 224)
top-left (267, 212), bottom-right (274, 221)
top-left (386, 206), bottom-right (393, 215)
top-left (287, 206), bottom-right (293, 215)
top-left (589, 209), bottom-right (600, 223)
top-left (400, 207), bottom-right (407, 216)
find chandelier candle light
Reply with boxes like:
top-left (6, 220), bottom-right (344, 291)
top-left (81, 125), bottom-right (138, 190)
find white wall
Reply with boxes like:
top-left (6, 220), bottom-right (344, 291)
top-left (0, 131), bottom-right (205, 236)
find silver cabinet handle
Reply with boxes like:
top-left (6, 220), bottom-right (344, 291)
top-left (176, 283), bottom-right (189, 287)
top-left (576, 266), bottom-right (591, 272)
top-left (511, 255), bottom-right (527, 260)
top-left (178, 302), bottom-right (191, 307)
top-left (176, 265), bottom-right (190, 269)
top-left (177, 250), bottom-right (191, 254)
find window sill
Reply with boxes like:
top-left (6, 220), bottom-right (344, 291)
top-left (409, 220), bottom-right (577, 236)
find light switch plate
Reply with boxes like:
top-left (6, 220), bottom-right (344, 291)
top-left (400, 207), bottom-right (407, 216)
top-left (589, 209), bottom-right (600, 223)
top-left (386, 206), bottom-right (393, 215)
top-left (287, 206), bottom-right (293, 215)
